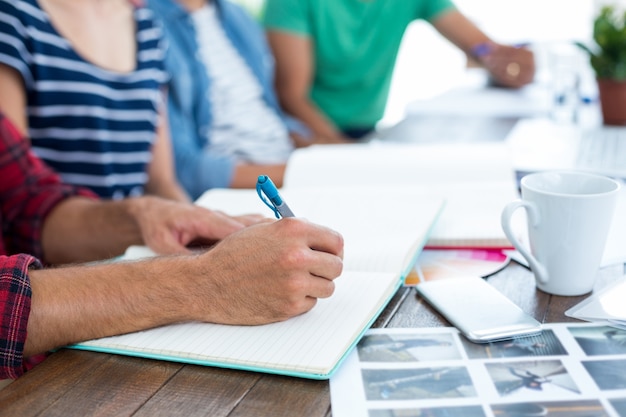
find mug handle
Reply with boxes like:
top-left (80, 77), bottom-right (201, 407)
top-left (501, 199), bottom-right (548, 285)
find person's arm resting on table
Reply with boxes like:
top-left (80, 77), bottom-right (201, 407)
top-left (266, 31), bottom-right (350, 144)
top-left (145, 101), bottom-right (192, 203)
top-left (26, 219), bottom-right (344, 366)
top-left (0, 112), bottom-right (345, 379)
top-left (432, 9), bottom-right (535, 88)
top-left (40, 195), bottom-right (259, 264)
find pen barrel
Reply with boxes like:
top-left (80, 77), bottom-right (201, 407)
top-left (276, 203), bottom-right (295, 218)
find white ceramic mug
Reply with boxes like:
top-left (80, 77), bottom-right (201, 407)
top-left (501, 171), bottom-right (620, 296)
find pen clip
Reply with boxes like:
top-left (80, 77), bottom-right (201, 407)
top-left (256, 180), bottom-right (281, 219)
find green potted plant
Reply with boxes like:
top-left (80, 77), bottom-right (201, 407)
top-left (577, 5), bottom-right (626, 125)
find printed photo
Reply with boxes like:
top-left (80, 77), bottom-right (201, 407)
top-left (569, 326), bottom-right (626, 356)
top-left (361, 367), bottom-right (476, 401)
top-left (462, 330), bottom-right (566, 359)
top-left (368, 405), bottom-right (485, 417)
top-left (357, 333), bottom-right (460, 362)
top-left (582, 359), bottom-right (626, 390)
top-left (485, 360), bottom-right (580, 398)
top-left (491, 400), bottom-right (609, 416)
top-left (609, 397), bottom-right (626, 415)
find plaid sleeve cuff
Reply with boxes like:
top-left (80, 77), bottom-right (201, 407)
top-left (0, 254), bottom-right (40, 379)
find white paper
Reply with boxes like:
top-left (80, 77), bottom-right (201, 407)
top-left (331, 324), bottom-right (626, 416)
top-left (406, 82), bottom-right (551, 118)
top-left (566, 278), bottom-right (626, 323)
top-left (283, 142), bottom-right (521, 249)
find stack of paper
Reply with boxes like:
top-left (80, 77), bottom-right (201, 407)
top-left (565, 278), bottom-right (626, 329)
top-left (284, 141), bottom-right (521, 249)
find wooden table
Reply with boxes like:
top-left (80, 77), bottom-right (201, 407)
top-left (1, 261), bottom-right (622, 416)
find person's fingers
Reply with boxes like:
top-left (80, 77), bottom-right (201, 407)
top-left (305, 275), bottom-right (337, 299)
top-left (287, 218), bottom-right (344, 259)
top-left (146, 228), bottom-right (194, 255)
top-left (276, 219), bottom-right (344, 282)
top-left (232, 213), bottom-right (271, 226)
top-left (306, 248), bottom-right (344, 282)
top-left (483, 45), bottom-right (534, 88)
top-left (142, 208), bottom-right (247, 254)
top-left (294, 296), bottom-right (319, 317)
top-left (188, 209), bottom-right (248, 241)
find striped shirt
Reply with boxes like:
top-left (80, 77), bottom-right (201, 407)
top-left (192, 4), bottom-right (293, 164)
top-left (0, 0), bottom-right (168, 199)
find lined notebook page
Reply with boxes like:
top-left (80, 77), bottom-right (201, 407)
top-left (73, 270), bottom-right (401, 378)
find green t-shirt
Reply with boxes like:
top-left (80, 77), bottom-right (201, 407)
top-left (263, 0), bottom-right (456, 130)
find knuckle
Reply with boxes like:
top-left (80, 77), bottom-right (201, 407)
top-left (280, 246), bottom-right (310, 269)
top-left (333, 257), bottom-right (344, 277)
top-left (278, 217), bottom-right (303, 232)
top-left (333, 231), bottom-right (344, 249)
top-left (320, 280), bottom-right (336, 298)
top-left (281, 296), bottom-right (309, 318)
top-left (283, 273), bottom-right (307, 294)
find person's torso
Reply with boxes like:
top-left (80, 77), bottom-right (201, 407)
top-left (191, 4), bottom-right (291, 164)
top-left (264, 0), bottom-right (454, 129)
top-left (0, 0), bottom-right (168, 199)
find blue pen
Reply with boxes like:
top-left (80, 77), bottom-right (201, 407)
top-left (256, 175), bottom-right (295, 218)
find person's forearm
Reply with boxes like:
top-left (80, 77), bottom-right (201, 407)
top-left (25, 256), bottom-right (194, 356)
top-left (145, 179), bottom-right (191, 203)
top-left (146, 117), bottom-right (192, 203)
top-left (27, 218), bottom-right (344, 356)
top-left (0, 65), bottom-right (29, 134)
top-left (433, 10), bottom-right (535, 88)
top-left (282, 97), bottom-right (347, 142)
top-left (41, 197), bottom-right (148, 264)
top-left (266, 31), bottom-right (345, 142)
top-left (432, 9), bottom-right (491, 57)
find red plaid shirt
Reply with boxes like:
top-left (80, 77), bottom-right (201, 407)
top-left (0, 113), bottom-right (96, 378)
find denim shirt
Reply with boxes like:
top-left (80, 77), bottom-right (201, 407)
top-left (146, 0), bottom-right (303, 199)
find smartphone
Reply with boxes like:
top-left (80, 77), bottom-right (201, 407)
top-left (415, 276), bottom-right (542, 343)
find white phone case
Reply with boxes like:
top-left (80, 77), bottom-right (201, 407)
top-left (416, 276), bottom-right (542, 343)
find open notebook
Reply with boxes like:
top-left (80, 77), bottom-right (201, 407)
top-left (69, 187), bottom-right (444, 379)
